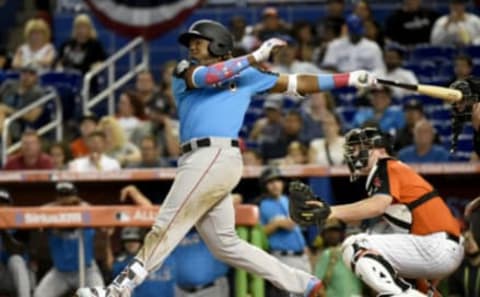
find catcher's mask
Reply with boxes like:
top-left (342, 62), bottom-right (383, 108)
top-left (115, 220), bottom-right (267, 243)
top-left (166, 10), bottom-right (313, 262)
top-left (449, 76), bottom-right (480, 152)
top-left (344, 127), bottom-right (386, 181)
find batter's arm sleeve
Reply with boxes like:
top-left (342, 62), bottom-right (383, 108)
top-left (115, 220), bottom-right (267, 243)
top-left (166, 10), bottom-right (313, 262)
top-left (180, 55), bottom-right (256, 89)
top-left (268, 71), bottom-right (376, 95)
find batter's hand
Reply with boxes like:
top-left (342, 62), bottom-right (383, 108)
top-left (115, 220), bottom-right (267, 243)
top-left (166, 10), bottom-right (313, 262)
top-left (252, 38), bottom-right (286, 63)
top-left (348, 70), bottom-right (377, 89)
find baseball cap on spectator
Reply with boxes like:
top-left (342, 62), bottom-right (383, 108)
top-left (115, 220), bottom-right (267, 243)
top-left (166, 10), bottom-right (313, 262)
top-left (346, 14), bottom-right (364, 36)
top-left (368, 85), bottom-right (392, 96)
top-left (80, 113), bottom-right (98, 124)
top-left (404, 99), bottom-right (424, 113)
top-left (263, 99), bottom-right (283, 111)
top-left (0, 188), bottom-right (12, 205)
top-left (262, 7), bottom-right (279, 18)
top-left (56, 182), bottom-right (78, 197)
top-left (121, 227), bottom-right (143, 241)
top-left (322, 218), bottom-right (346, 232)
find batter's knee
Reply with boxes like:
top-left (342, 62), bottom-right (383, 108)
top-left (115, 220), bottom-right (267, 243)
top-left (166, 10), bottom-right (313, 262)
top-left (7, 254), bottom-right (27, 271)
top-left (208, 233), bottom-right (242, 262)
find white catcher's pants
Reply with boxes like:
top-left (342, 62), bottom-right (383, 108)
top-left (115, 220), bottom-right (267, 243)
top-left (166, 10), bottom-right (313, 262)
top-left (138, 145), bottom-right (315, 294)
top-left (344, 231), bottom-right (464, 280)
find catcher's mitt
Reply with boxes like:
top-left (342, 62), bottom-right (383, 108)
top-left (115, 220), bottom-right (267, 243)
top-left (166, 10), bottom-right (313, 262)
top-left (288, 180), bottom-right (331, 227)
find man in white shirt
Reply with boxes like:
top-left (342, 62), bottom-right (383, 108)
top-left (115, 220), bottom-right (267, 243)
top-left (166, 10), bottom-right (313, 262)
top-left (374, 46), bottom-right (418, 99)
top-left (69, 131), bottom-right (121, 171)
top-left (431, 0), bottom-right (480, 46)
top-left (271, 37), bottom-right (324, 75)
top-left (322, 14), bottom-right (385, 73)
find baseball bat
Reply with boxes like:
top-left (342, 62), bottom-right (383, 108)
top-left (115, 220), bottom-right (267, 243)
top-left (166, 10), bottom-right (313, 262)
top-left (377, 78), bottom-right (462, 102)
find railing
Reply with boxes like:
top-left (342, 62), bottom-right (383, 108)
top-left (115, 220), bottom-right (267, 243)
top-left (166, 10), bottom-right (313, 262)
top-left (82, 37), bottom-right (149, 115)
top-left (2, 90), bottom-right (62, 164)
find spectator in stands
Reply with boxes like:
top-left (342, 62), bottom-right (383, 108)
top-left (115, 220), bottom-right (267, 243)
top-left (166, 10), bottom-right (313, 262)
top-left (158, 60), bottom-right (177, 117)
top-left (131, 98), bottom-right (180, 158)
top-left (12, 18), bottom-right (55, 72)
top-left (453, 54), bottom-right (473, 81)
top-left (48, 142), bottom-right (72, 170)
top-left (34, 182), bottom-right (104, 297)
top-left (250, 97), bottom-right (284, 160)
top-left (309, 113), bottom-right (345, 166)
top-left (316, 0), bottom-right (346, 44)
top-left (301, 92), bottom-right (337, 141)
top-left (253, 7), bottom-right (291, 41)
top-left (291, 21), bottom-right (317, 62)
top-left (431, 0), bottom-right (480, 46)
top-left (271, 36), bottom-right (323, 74)
top-left (98, 116), bottom-right (141, 167)
top-left (117, 185), bottom-right (230, 297)
top-left (4, 130), bottom-right (53, 170)
top-left (385, 0), bottom-right (439, 46)
top-left (116, 90), bottom-right (145, 139)
top-left (105, 227), bottom-right (176, 297)
top-left (56, 14), bottom-right (106, 74)
top-left (230, 15), bottom-right (258, 52)
top-left (282, 141), bottom-right (308, 165)
top-left (0, 64), bottom-right (45, 141)
top-left (352, 86), bottom-right (405, 134)
top-left (354, 0), bottom-right (384, 47)
top-left (314, 219), bottom-right (363, 297)
top-left (70, 113), bottom-right (98, 158)
top-left (135, 70), bottom-right (161, 106)
top-left (68, 131), bottom-right (121, 171)
top-left (398, 119), bottom-right (450, 163)
top-left (374, 46), bottom-right (419, 99)
top-left (394, 100), bottom-right (426, 150)
top-left (258, 166), bottom-right (311, 297)
top-left (242, 149), bottom-right (263, 166)
top-left (322, 14), bottom-right (385, 72)
top-left (126, 135), bottom-right (169, 168)
top-left (0, 189), bottom-right (32, 297)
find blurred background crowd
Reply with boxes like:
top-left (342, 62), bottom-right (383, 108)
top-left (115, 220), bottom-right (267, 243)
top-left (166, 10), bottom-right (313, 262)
top-left (0, 0), bottom-right (480, 297)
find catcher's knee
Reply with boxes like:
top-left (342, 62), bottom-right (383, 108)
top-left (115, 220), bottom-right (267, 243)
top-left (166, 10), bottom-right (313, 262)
top-left (341, 235), bottom-right (410, 295)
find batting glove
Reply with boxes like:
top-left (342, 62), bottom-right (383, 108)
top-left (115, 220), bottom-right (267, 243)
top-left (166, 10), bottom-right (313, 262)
top-left (252, 38), bottom-right (286, 63)
top-left (348, 70), bottom-right (377, 89)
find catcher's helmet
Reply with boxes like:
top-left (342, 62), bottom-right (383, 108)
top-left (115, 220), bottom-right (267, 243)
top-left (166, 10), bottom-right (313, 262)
top-left (344, 127), bottom-right (387, 181)
top-left (259, 166), bottom-right (283, 189)
top-left (178, 20), bottom-right (234, 57)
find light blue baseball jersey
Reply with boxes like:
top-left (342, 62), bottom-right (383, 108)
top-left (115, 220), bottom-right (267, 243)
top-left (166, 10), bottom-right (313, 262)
top-left (47, 228), bottom-right (95, 272)
top-left (174, 229), bottom-right (229, 287)
top-left (260, 195), bottom-right (306, 252)
top-left (173, 64), bottom-right (279, 142)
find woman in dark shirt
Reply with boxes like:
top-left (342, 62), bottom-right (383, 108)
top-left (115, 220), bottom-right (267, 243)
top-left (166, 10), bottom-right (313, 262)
top-left (57, 14), bottom-right (106, 74)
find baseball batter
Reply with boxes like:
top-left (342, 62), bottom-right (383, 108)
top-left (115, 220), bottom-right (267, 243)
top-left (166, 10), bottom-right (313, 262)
top-left (76, 19), bottom-right (376, 297)
top-left (288, 127), bottom-right (464, 297)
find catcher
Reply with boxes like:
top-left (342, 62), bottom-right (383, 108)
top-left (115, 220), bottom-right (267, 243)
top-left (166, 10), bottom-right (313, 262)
top-left (288, 126), bottom-right (463, 297)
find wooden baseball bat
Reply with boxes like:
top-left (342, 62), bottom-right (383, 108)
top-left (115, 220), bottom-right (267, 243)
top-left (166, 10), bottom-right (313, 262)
top-left (377, 78), bottom-right (462, 102)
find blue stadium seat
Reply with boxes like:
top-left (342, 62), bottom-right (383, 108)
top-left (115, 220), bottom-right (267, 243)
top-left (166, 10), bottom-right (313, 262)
top-left (331, 87), bottom-right (357, 106)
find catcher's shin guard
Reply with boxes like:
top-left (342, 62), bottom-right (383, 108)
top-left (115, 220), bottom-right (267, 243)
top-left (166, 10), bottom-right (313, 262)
top-left (342, 237), bottom-right (412, 296)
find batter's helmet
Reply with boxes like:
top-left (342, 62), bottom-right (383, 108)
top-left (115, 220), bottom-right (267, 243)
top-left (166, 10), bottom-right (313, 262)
top-left (0, 188), bottom-right (12, 204)
top-left (178, 20), bottom-right (234, 57)
top-left (121, 227), bottom-right (143, 242)
top-left (259, 166), bottom-right (283, 189)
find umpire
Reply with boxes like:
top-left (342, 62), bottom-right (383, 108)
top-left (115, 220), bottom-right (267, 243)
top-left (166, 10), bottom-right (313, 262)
top-left (258, 166), bottom-right (311, 297)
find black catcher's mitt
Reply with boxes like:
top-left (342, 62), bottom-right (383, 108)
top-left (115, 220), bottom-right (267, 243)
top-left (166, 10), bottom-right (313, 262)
top-left (288, 180), bottom-right (331, 227)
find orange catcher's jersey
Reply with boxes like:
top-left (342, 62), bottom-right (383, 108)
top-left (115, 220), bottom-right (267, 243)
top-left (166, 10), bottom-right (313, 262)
top-left (366, 158), bottom-right (460, 237)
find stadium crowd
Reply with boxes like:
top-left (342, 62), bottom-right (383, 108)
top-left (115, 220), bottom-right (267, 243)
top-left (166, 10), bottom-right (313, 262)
top-left (0, 0), bottom-right (480, 297)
